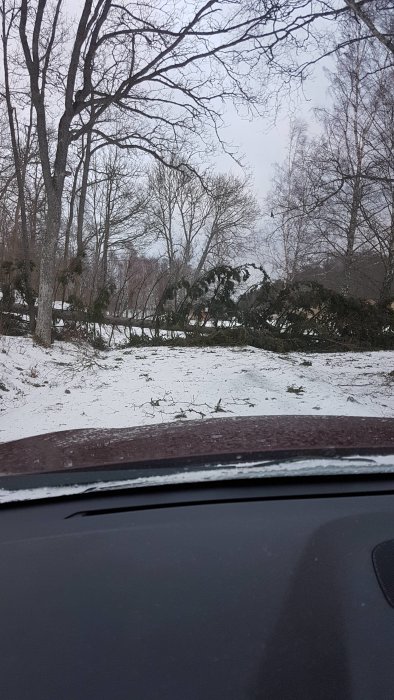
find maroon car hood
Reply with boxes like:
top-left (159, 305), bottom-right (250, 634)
top-left (0, 415), bottom-right (394, 475)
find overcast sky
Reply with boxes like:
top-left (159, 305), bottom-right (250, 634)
top-left (61, 0), bottom-right (335, 205)
top-left (63, 0), bottom-right (333, 206)
top-left (216, 62), bottom-right (331, 204)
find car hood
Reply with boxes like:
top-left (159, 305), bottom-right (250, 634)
top-left (0, 415), bottom-right (394, 476)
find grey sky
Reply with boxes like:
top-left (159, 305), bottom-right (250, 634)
top-left (63, 0), bottom-right (333, 207)
top-left (63, 0), bottom-right (333, 205)
top-left (216, 63), bottom-right (331, 204)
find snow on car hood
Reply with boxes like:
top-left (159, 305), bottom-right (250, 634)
top-left (1, 454), bottom-right (394, 504)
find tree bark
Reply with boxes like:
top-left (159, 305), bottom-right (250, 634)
top-left (343, 0), bottom-right (394, 56)
top-left (19, 0), bottom-right (94, 344)
top-left (9, 303), bottom-right (218, 334)
top-left (101, 178), bottom-right (113, 289)
top-left (380, 191), bottom-right (394, 303)
top-left (342, 175), bottom-right (362, 296)
top-left (34, 197), bottom-right (61, 345)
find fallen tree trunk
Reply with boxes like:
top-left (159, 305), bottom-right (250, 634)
top-left (5, 304), bottom-right (218, 335)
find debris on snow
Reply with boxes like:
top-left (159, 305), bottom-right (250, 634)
top-left (0, 336), bottom-right (393, 442)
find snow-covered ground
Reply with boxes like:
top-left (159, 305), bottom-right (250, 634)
top-left (0, 335), bottom-right (393, 442)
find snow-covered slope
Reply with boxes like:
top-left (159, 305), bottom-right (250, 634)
top-left (0, 336), bottom-right (393, 442)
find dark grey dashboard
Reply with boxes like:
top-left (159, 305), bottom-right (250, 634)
top-left (1, 476), bottom-right (394, 699)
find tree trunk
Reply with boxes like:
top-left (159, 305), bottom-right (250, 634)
top-left (342, 175), bottom-right (361, 296)
top-left (74, 130), bottom-right (93, 300)
top-left (380, 259), bottom-right (394, 303)
top-left (191, 226), bottom-right (217, 284)
top-left (100, 176), bottom-right (113, 289)
top-left (102, 236), bottom-right (109, 288)
top-left (380, 195), bottom-right (394, 303)
top-left (342, 248), bottom-right (354, 297)
top-left (34, 198), bottom-right (61, 346)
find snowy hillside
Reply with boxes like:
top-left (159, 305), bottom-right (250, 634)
top-left (0, 336), bottom-right (393, 443)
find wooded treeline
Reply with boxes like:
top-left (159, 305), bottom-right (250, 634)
top-left (0, 145), bottom-right (259, 323)
top-left (265, 23), bottom-right (394, 302)
top-left (0, 0), bottom-right (393, 345)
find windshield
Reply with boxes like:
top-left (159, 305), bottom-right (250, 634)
top-left (0, 0), bottom-right (393, 488)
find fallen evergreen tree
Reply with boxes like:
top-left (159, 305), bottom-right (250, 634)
top-left (2, 266), bottom-right (393, 351)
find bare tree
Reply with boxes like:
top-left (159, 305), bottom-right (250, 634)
top-left (358, 63), bottom-right (394, 300)
top-left (85, 148), bottom-right (147, 301)
top-left (13, 0), bottom-right (303, 344)
top-left (12, 0), bottom-right (394, 345)
top-left (0, 0), bottom-right (392, 343)
top-left (1, 0), bottom-right (37, 328)
top-left (147, 158), bottom-right (186, 284)
top-left (191, 174), bottom-right (259, 281)
top-left (315, 36), bottom-right (378, 294)
top-left (148, 160), bottom-right (259, 287)
top-left (264, 120), bottom-right (317, 282)
top-left (268, 32), bottom-right (385, 294)
top-left (342, 0), bottom-right (394, 56)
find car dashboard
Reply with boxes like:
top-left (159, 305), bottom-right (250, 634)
top-left (1, 471), bottom-right (394, 699)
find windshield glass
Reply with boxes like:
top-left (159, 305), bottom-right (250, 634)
top-left (0, 0), bottom-right (393, 486)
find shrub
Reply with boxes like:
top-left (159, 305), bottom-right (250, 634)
top-left (0, 312), bottom-right (29, 337)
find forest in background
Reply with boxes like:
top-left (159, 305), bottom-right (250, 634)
top-left (0, 0), bottom-right (393, 350)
